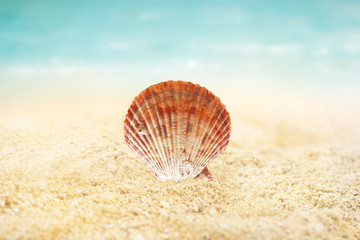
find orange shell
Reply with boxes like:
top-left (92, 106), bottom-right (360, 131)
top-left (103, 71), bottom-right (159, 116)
top-left (124, 80), bottom-right (231, 181)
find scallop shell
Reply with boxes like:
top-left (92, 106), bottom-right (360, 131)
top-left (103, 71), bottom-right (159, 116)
top-left (124, 80), bottom-right (231, 182)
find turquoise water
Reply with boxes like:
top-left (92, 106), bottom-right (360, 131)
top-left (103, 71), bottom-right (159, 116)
top-left (0, 0), bottom-right (359, 94)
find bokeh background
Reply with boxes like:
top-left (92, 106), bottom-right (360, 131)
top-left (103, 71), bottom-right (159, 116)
top-left (0, 0), bottom-right (359, 99)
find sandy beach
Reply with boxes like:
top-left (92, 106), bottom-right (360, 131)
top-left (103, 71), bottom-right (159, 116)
top-left (0, 91), bottom-right (359, 239)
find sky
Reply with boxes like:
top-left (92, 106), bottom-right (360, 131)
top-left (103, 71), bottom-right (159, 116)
top-left (0, 0), bottom-right (359, 96)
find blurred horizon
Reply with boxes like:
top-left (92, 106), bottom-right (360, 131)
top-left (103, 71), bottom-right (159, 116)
top-left (0, 0), bottom-right (360, 98)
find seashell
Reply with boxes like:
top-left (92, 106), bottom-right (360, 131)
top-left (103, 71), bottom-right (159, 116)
top-left (124, 80), bottom-right (231, 182)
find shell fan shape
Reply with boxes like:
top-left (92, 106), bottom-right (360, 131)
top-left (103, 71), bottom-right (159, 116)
top-left (124, 81), bottom-right (231, 182)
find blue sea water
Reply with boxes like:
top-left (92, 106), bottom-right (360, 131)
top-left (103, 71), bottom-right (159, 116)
top-left (0, 0), bottom-right (359, 95)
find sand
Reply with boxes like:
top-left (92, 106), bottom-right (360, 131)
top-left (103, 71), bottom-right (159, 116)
top-left (0, 91), bottom-right (359, 239)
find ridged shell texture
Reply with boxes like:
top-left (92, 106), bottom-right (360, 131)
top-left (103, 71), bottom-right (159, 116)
top-left (124, 81), bottom-right (231, 181)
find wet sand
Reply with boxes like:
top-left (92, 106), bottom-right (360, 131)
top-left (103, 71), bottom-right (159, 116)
top-left (0, 92), bottom-right (359, 239)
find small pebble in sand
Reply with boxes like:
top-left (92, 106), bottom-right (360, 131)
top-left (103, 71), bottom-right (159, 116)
top-left (107, 164), bottom-right (117, 175)
top-left (160, 201), bottom-right (170, 209)
top-left (90, 180), bottom-right (98, 186)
